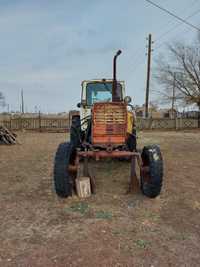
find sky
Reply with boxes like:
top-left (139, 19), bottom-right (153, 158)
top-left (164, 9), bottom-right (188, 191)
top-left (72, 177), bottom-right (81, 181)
top-left (0, 0), bottom-right (199, 113)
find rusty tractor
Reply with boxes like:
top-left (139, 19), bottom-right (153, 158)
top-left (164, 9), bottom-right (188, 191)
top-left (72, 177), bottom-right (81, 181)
top-left (53, 50), bottom-right (163, 198)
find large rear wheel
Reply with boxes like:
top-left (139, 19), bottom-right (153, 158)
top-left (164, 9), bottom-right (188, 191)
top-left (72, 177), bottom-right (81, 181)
top-left (140, 145), bottom-right (163, 198)
top-left (53, 142), bottom-right (76, 198)
top-left (127, 129), bottom-right (137, 152)
top-left (70, 115), bottom-right (81, 148)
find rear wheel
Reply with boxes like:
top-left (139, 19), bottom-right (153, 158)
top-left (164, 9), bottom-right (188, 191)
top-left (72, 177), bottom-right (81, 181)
top-left (140, 145), bottom-right (163, 198)
top-left (53, 142), bottom-right (76, 198)
top-left (127, 129), bottom-right (137, 151)
top-left (70, 115), bottom-right (81, 148)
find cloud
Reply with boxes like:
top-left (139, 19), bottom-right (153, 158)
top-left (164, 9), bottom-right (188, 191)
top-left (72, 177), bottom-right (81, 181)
top-left (0, 0), bottom-right (197, 112)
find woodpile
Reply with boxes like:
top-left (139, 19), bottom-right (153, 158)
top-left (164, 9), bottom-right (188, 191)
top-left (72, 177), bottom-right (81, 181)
top-left (0, 126), bottom-right (17, 145)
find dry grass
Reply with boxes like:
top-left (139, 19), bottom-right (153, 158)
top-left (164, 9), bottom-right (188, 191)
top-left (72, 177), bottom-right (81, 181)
top-left (0, 131), bottom-right (200, 266)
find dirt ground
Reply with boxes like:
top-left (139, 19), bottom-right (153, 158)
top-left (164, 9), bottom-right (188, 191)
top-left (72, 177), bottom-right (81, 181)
top-left (0, 131), bottom-right (200, 267)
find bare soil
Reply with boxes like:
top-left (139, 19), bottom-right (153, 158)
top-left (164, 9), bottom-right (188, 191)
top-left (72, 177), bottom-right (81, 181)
top-left (0, 131), bottom-right (200, 267)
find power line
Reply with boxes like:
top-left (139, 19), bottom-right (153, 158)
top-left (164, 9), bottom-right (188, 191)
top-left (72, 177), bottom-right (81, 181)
top-left (153, 18), bottom-right (200, 52)
top-left (126, 2), bottom-right (200, 75)
top-left (189, 0), bottom-right (200, 7)
top-left (128, 58), bottom-right (147, 77)
top-left (145, 0), bottom-right (200, 32)
top-left (126, 1), bottom-right (200, 82)
top-left (150, 7), bottom-right (200, 53)
top-left (155, 0), bottom-right (200, 41)
top-left (155, 8), bottom-right (200, 43)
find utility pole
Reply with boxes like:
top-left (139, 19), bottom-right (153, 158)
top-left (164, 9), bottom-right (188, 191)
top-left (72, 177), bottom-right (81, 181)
top-left (171, 72), bottom-right (176, 118)
top-left (21, 89), bottom-right (24, 114)
top-left (145, 34), bottom-right (153, 118)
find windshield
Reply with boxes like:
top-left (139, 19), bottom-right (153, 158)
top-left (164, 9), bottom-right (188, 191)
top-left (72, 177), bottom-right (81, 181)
top-left (86, 82), bottom-right (122, 106)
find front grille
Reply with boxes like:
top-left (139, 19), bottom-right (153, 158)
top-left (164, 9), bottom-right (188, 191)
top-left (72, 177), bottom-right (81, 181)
top-left (92, 103), bottom-right (127, 145)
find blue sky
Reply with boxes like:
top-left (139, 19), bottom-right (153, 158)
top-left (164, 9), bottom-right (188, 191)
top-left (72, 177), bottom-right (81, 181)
top-left (0, 0), bottom-right (199, 113)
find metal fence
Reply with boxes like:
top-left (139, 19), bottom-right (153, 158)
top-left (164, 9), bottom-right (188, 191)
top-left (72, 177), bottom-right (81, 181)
top-left (0, 116), bottom-right (199, 131)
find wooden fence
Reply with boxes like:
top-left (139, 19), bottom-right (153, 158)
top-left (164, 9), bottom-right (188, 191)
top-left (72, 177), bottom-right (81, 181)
top-left (0, 116), bottom-right (69, 131)
top-left (0, 116), bottom-right (199, 131)
top-left (137, 117), bottom-right (199, 130)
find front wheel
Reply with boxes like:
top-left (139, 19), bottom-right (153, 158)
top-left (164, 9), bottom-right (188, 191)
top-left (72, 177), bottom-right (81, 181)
top-left (140, 145), bottom-right (163, 198)
top-left (53, 142), bottom-right (76, 198)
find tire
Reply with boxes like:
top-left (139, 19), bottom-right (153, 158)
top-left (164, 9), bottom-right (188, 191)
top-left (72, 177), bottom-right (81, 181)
top-left (53, 142), bottom-right (74, 198)
top-left (140, 145), bottom-right (163, 198)
top-left (70, 115), bottom-right (81, 148)
top-left (118, 129), bottom-right (137, 161)
top-left (127, 129), bottom-right (137, 151)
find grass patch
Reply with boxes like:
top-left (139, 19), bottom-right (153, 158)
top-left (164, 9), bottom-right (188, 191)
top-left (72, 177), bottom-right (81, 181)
top-left (95, 210), bottom-right (112, 220)
top-left (65, 202), bottom-right (89, 215)
top-left (174, 232), bottom-right (190, 241)
top-left (135, 239), bottom-right (150, 249)
top-left (65, 204), bottom-right (113, 220)
top-left (144, 211), bottom-right (160, 221)
top-left (112, 230), bottom-right (121, 235)
top-left (165, 233), bottom-right (189, 242)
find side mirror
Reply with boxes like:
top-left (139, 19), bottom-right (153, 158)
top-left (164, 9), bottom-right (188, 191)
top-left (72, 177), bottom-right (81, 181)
top-left (77, 100), bottom-right (87, 108)
top-left (124, 96), bottom-right (132, 104)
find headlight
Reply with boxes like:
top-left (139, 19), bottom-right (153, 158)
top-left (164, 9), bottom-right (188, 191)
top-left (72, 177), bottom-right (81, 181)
top-left (124, 96), bottom-right (132, 104)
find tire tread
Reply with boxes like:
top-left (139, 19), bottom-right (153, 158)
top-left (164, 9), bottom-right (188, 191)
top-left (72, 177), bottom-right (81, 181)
top-left (53, 142), bottom-right (73, 198)
top-left (141, 145), bottom-right (163, 198)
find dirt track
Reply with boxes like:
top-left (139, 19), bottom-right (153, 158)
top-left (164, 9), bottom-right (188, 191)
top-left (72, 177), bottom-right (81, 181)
top-left (0, 131), bottom-right (200, 267)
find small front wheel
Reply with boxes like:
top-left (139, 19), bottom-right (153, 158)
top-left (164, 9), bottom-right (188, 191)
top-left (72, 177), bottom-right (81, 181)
top-left (53, 142), bottom-right (75, 198)
top-left (140, 145), bottom-right (163, 198)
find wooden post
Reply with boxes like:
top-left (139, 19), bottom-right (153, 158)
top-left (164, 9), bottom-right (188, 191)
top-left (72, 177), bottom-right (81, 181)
top-left (171, 72), bottom-right (176, 119)
top-left (83, 156), bottom-right (96, 194)
top-left (198, 106), bottom-right (200, 128)
top-left (75, 155), bottom-right (92, 198)
top-left (128, 156), bottom-right (140, 193)
top-left (175, 117), bottom-right (178, 130)
top-left (21, 89), bottom-right (24, 114)
top-left (145, 34), bottom-right (153, 118)
top-left (20, 116), bottom-right (23, 131)
top-left (39, 111), bottom-right (42, 132)
top-left (75, 177), bottom-right (91, 198)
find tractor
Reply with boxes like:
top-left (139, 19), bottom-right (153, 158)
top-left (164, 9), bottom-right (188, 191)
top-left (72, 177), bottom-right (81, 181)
top-left (53, 50), bottom-right (163, 198)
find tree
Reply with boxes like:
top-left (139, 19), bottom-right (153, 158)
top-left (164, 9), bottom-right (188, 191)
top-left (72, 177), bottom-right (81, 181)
top-left (155, 37), bottom-right (200, 111)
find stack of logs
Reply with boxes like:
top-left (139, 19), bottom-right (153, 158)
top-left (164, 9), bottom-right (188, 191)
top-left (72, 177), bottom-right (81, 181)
top-left (0, 126), bottom-right (17, 145)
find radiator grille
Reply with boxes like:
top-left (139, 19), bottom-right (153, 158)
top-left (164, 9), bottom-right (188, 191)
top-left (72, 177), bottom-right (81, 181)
top-left (92, 103), bottom-right (127, 145)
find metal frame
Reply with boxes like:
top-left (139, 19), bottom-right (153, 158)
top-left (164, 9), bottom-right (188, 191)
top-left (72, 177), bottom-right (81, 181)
top-left (74, 149), bottom-right (143, 194)
top-left (70, 50), bottom-right (148, 195)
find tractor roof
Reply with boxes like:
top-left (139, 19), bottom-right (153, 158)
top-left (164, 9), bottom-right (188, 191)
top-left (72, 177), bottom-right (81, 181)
top-left (81, 79), bottom-right (125, 85)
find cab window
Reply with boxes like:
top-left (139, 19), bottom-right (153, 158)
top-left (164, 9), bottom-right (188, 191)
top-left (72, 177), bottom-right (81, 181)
top-left (86, 82), bottom-right (122, 106)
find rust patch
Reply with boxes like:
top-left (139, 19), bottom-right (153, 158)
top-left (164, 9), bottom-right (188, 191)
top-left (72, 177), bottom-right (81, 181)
top-left (92, 102), bottom-right (127, 145)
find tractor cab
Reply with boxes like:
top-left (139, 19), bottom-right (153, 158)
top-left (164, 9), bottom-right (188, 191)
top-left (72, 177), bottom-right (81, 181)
top-left (81, 79), bottom-right (125, 106)
top-left (78, 79), bottom-right (126, 130)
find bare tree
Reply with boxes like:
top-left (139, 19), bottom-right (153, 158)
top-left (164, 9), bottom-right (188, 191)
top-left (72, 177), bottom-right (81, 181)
top-left (155, 37), bottom-right (200, 111)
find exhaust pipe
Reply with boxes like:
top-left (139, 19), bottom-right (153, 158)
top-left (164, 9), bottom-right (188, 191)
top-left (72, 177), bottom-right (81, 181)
top-left (112, 50), bottom-right (122, 102)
